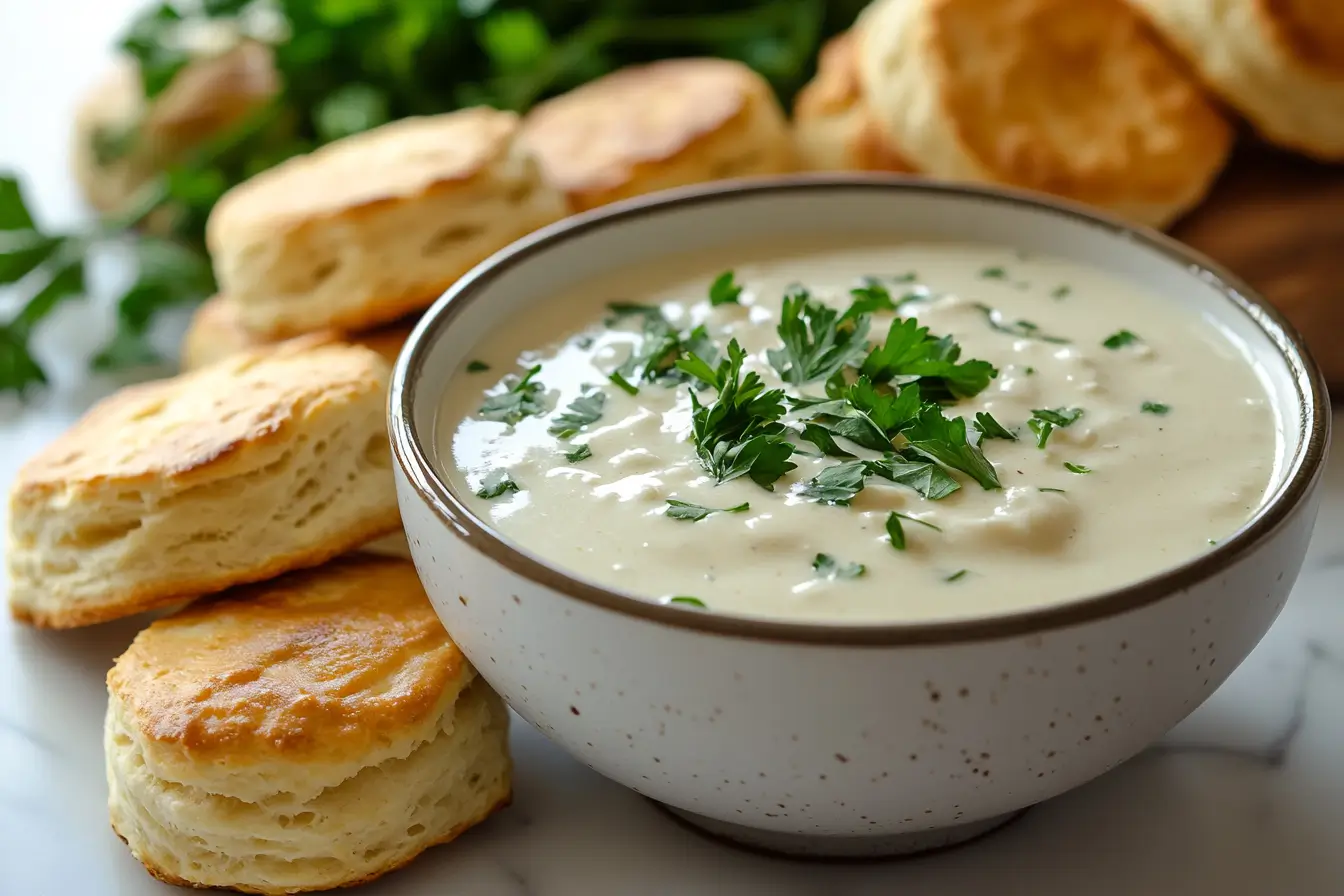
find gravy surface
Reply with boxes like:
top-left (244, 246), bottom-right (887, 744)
top-left (437, 243), bottom-right (1278, 623)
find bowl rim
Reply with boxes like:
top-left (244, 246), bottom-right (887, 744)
top-left (389, 174), bottom-right (1331, 646)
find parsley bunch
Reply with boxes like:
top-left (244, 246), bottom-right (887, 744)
top-left (2, 0), bottom-right (870, 397)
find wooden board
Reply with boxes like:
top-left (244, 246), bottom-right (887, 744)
top-left (1171, 146), bottom-right (1344, 389)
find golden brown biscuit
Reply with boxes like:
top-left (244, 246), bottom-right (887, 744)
top-left (793, 32), bottom-right (916, 173)
top-left (71, 43), bottom-right (278, 229)
top-left (180, 294), bottom-right (415, 371)
top-left (520, 58), bottom-right (795, 212)
top-left (857, 0), bottom-right (1234, 228)
top-left (207, 108), bottom-right (567, 338)
top-left (7, 338), bottom-right (401, 628)
top-left (105, 557), bottom-right (511, 894)
top-left (1127, 0), bottom-right (1344, 160)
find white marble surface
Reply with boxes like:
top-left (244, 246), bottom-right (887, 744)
top-left (3, 5), bottom-right (1344, 894)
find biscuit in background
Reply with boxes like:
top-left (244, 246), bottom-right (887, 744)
top-left (520, 58), bottom-right (796, 213)
top-left (793, 32), bottom-right (916, 173)
top-left (105, 557), bottom-right (511, 894)
top-left (1126, 0), bottom-right (1344, 160)
top-left (207, 107), bottom-right (567, 339)
top-left (7, 337), bottom-right (401, 628)
top-left (180, 294), bottom-right (415, 371)
top-left (856, 0), bottom-right (1234, 229)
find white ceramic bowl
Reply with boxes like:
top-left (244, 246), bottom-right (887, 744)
top-left (389, 178), bottom-right (1330, 858)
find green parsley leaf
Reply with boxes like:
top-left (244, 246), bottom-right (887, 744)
top-left (846, 377), bottom-right (921, 435)
top-left (891, 271), bottom-right (919, 283)
top-left (683, 340), bottom-right (796, 490)
top-left (974, 303), bottom-right (1071, 344)
top-left (668, 596), bottom-right (707, 608)
top-left (847, 281), bottom-right (897, 314)
top-left (798, 422), bottom-right (855, 458)
top-left (708, 270), bottom-right (743, 306)
top-left (980, 266), bottom-right (1008, 280)
top-left (1102, 330), bottom-right (1141, 349)
top-left (467, 360), bottom-right (491, 373)
top-left (866, 453), bottom-right (962, 501)
top-left (798, 460), bottom-right (869, 505)
top-left (549, 388), bottom-right (606, 436)
top-left (564, 444), bottom-right (592, 463)
top-left (608, 371), bottom-right (639, 396)
top-left (610, 302), bottom-right (718, 387)
top-left (1039, 487), bottom-right (1067, 494)
top-left (1032, 407), bottom-right (1085, 427)
top-left (902, 405), bottom-right (1001, 489)
top-left (0, 228), bottom-right (63, 285)
top-left (860, 316), bottom-right (997, 399)
top-left (766, 287), bottom-right (872, 387)
top-left (973, 412), bottom-right (1016, 441)
top-left (1051, 285), bottom-right (1072, 299)
top-left (1028, 418), bottom-right (1054, 449)
top-left (476, 469), bottom-right (520, 499)
top-left (945, 569), bottom-right (969, 583)
top-left (886, 510), bottom-right (942, 551)
top-left (812, 553), bottom-right (866, 580)
top-left (1064, 462), bottom-right (1092, 474)
top-left (1141, 401), bottom-right (1170, 415)
top-left (664, 499), bottom-right (750, 522)
top-left (479, 364), bottom-right (546, 424)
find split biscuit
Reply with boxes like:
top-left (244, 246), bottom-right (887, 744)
top-left (180, 294), bottom-right (414, 371)
top-left (7, 337), bottom-right (401, 628)
top-left (207, 107), bottom-right (567, 338)
top-left (1127, 0), bottom-right (1344, 160)
top-left (856, 0), bottom-right (1234, 228)
top-left (520, 58), bottom-right (795, 212)
top-left (105, 557), bottom-right (511, 894)
top-left (793, 32), bottom-right (916, 173)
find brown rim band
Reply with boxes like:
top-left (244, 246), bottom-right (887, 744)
top-left (390, 175), bottom-right (1331, 647)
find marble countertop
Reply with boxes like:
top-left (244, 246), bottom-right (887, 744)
top-left (3, 5), bottom-right (1343, 894)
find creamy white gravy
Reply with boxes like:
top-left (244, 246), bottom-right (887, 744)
top-left (437, 243), bottom-right (1278, 623)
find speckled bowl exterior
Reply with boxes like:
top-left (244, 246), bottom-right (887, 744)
top-left (390, 178), bottom-right (1329, 855)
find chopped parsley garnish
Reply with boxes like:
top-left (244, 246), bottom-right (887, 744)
top-left (891, 271), bottom-right (918, 283)
top-left (664, 499), bottom-right (750, 522)
top-left (973, 412), bottom-right (1016, 441)
top-left (1032, 407), bottom-right (1084, 427)
top-left (798, 422), bottom-right (855, 458)
top-left (867, 453), bottom-right (961, 500)
top-left (476, 470), bottom-right (519, 499)
top-left (564, 444), bottom-right (592, 463)
top-left (709, 270), bottom-right (743, 306)
top-left (980, 266), bottom-right (1008, 280)
top-left (608, 371), bottom-right (639, 395)
top-left (479, 364), bottom-right (546, 425)
top-left (1039, 487), bottom-right (1067, 494)
top-left (1064, 462), bottom-right (1092, 474)
top-left (678, 339), bottom-right (797, 490)
top-left (466, 360), bottom-right (490, 372)
top-left (886, 511), bottom-right (941, 551)
top-left (902, 405), bottom-right (1001, 489)
top-left (1024, 366), bottom-right (1036, 375)
top-left (549, 388), bottom-right (607, 436)
top-left (668, 596), bottom-right (707, 608)
top-left (1028, 418), bottom-right (1054, 448)
top-left (1141, 401), bottom-right (1170, 415)
top-left (1102, 330), bottom-right (1141, 349)
top-left (766, 287), bottom-right (873, 386)
top-left (847, 280), bottom-right (899, 313)
top-left (974, 303), bottom-right (1070, 344)
top-left (860, 316), bottom-right (996, 399)
top-left (812, 553), bottom-right (866, 579)
top-left (608, 302), bottom-right (718, 387)
top-left (1051, 285), bottom-right (1071, 299)
top-left (798, 460), bottom-right (869, 505)
top-left (945, 569), bottom-right (969, 583)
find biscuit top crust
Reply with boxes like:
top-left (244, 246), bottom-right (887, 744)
top-left (796, 32), bottom-right (868, 118)
top-left (107, 557), bottom-right (466, 761)
top-left (1258, 0), bottom-right (1344, 77)
top-left (521, 58), bottom-right (768, 195)
top-left (13, 338), bottom-right (388, 498)
top-left (207, 107), bottom-right (523, 243)
top-left (925, 0), bottom-right (1230, 203)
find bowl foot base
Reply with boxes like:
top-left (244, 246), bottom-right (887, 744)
top-left (654, 803), bottom-right (1027, 860)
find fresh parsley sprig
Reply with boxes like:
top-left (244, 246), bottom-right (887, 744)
top-left (766, 286), bottom-right (873, 387)
top-left (665, 499), bottom-right (750, 521)
top-left (549, 387), bottom-right (606, 437)
top-left (677, 339), bottom-right (797, 490)
top-left (479, 364), bottom-right (546, 425)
